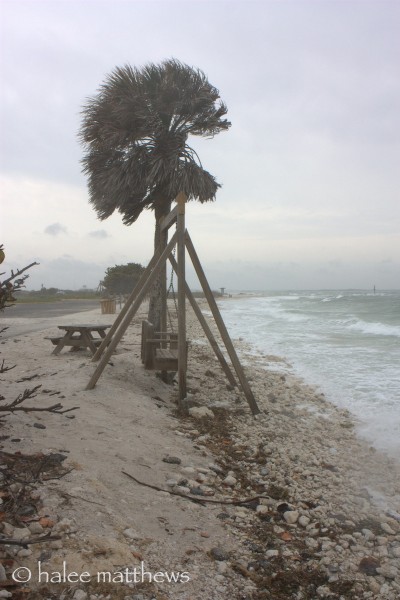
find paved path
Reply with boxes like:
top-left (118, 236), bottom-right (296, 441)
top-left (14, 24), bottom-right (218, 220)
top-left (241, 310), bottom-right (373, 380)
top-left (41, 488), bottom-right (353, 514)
top-left (0, 300), bottom-right (102, 338)
top-left (1, 299), bottom-right (100, 319)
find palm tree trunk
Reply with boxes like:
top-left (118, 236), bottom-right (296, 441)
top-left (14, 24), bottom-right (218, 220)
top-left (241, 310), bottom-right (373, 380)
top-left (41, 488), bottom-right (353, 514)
top-left (148, 201), bottom-right (171, 332)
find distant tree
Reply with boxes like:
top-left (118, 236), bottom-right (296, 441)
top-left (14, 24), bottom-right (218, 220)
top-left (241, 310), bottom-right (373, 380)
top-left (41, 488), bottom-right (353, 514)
top-left (102, 262), bottom-right (145, 296)
top-left (79, 58), bottom-right (230, 330)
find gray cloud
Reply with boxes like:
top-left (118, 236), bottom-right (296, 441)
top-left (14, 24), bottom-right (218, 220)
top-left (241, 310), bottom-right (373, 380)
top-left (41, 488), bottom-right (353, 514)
top-left (88, 230), bottom-right (110, 239)
top-left (26, 256), bottom-right (106, 290)
top-left (1, 0), bottom-right (399, 290)
top-left (44, 223), bottom-right (67, 236)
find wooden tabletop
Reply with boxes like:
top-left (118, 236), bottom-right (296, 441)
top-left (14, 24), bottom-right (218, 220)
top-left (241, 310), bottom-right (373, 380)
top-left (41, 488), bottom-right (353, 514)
top-left (58, 324), bottom-right (111, 331)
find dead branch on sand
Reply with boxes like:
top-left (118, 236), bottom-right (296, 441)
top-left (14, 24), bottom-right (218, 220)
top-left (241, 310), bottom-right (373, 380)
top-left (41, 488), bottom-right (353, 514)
top-left (0, 385), bottom-right (79, 415)
top-left (122, 470), bottom-right (272, 507)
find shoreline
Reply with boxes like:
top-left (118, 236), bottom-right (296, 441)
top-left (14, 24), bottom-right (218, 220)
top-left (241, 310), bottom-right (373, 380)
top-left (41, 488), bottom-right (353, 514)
top-left (1, 303), bottom-right (400, 599)
top-left (215, 292), bottom-right (400, 464)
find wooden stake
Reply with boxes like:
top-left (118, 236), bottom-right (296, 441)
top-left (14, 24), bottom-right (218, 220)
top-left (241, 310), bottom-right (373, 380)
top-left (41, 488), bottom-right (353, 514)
top-left (168, 254), bottom-right (237, 388)
top-left (159, 215), bottom-right (168, 341)
top-left (176, 192), bottom-right (187, 409)
top-left (185, 232), bottom-right (260, 415)
top-left (86, 233), bottom-right (178, 390)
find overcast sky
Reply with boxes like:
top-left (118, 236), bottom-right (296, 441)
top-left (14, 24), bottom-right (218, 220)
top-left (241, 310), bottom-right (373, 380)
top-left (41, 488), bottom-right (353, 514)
top-left (1, 0), bottom-right (399, 291)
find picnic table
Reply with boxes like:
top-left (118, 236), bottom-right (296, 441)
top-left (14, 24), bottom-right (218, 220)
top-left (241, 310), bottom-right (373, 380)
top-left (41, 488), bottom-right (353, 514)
top-left (46, 324), bottom-right (111, 356)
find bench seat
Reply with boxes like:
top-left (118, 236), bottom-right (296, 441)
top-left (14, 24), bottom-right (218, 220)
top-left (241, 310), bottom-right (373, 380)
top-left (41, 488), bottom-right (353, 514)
top-left (44, 336), bottom-right (102, 348)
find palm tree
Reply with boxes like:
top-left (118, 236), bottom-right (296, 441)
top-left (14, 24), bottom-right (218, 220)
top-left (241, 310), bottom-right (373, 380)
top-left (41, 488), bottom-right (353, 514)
top-left (79, 58), bottom-right (230, 329)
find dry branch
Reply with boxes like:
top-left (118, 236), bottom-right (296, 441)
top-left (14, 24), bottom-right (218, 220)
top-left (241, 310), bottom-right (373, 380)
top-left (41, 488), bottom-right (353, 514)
top-left (0, 532), bottom-right (61, 547)
top-left (0, 384), bottom-right (79, 415)
top-left (0, 358), bottom-right (16, 374)
top-left (122, 470), bottom-right (271, 507)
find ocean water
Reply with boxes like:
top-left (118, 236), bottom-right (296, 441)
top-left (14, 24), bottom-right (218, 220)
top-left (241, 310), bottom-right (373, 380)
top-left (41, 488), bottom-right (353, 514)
top-left (217, 290), bottom-right (400, 459)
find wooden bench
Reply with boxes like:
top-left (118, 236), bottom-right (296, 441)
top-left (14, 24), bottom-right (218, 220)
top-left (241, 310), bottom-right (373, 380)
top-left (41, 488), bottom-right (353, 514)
top-left (45, 324), bottom-right (111, 356)
top-left (141, 320), bottom-right (184, 371)
top-left (45, 336), bottom-right (103, 348)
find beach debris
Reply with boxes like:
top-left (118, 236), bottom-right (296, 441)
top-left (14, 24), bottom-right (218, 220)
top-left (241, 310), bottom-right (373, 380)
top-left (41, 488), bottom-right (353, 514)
top-left (0, 384), bottom-right (79, 416)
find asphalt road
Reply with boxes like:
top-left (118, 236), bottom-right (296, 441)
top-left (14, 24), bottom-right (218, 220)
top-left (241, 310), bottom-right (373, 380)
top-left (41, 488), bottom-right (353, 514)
top-left (1, 299), bottom-right (100, 319)
top-left (0, 299), bottom-right (101, 339)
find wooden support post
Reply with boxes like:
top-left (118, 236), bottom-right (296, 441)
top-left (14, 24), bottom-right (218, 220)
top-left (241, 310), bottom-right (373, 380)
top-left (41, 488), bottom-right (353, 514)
top-left (86, 233), bottom-right (178, 390)
top-left (168, 254), bottom-right (237, 388)
top-left (185, 231), bottom-right (260, 415)
top-left (92, 251), bottom-right (160, 362)
top-left (160, 205), bottom-right (178, 232)
top-left (176, 192), bottom-right (187, 409)
top-left (159, 215), bottom-right (168, 341)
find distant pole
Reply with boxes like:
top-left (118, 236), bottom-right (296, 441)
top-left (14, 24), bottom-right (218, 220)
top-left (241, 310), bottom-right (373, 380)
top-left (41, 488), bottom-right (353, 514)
top-left (176, 192), bottom-right (187, 410)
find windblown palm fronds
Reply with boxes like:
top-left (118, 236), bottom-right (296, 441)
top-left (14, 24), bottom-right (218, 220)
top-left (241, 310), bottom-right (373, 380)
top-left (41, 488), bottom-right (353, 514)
top-left (79, 59), bottom-right (231, 224)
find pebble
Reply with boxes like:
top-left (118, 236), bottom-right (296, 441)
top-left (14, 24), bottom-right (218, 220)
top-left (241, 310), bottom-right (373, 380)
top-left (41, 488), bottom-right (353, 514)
top-left (29, 522), bottom-right (44, 535)
top-left (209, 463), bottom-right (225, 475)
top-left (216, 561), bottom-right (228, 574)
top-left (210, 547), bottom-right (230, 561)
top-left (222, 475), bottom-right (237, 487)
top-left (256, 505), bottom-right (269, 516)
top-left (12, 527), bottom-right (30, 541)
top-left (53, 517), bottom-right (73, 532)
top-left (165, 479), bottom-right (178, 487)
top-left (298, 515), bottom-right (310, 527)
top-left (181, 466), bottom-right (196, 475)
top-left (358, 556), bottom-right (381, 576)
top-left (376, 565), bottom-right (398, 579)
top-left (391, 546), bottom-right (400, 558)
top-left (306, 538), bottom-right (319, 550)
top-left (73, 591), bottom-right (87, 600)
top-left (17, 549), bottom-right (32, 558)
top-left (283, 510), bottom-right (299, 524)
top-left (1, 522), bottom-right (14, 536)
top-left (123, 528), bottom-right (140, 540)
top-left (381, 522), bottom-right (396, 535)
top-left (162, 456), bottom-right (181, 465)
top-left (0, 564), bottom-right (6, 582)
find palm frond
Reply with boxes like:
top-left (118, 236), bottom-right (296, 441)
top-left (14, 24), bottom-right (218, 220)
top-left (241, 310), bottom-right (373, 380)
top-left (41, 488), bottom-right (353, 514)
top-left (79, 58), bottom-right (231, 223)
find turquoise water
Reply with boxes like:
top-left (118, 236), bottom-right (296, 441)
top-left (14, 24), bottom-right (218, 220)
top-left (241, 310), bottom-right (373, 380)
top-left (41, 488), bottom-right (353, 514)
top-left (218, 290), bottom-right (400, 459)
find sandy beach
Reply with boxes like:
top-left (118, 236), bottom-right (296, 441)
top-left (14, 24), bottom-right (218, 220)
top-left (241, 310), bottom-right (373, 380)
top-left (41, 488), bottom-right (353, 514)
top-left (1, 300), bottom-right (400, 600)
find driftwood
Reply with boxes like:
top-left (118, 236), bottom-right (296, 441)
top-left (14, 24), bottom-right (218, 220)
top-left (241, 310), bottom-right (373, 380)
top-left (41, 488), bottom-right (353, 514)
top-left (0, 385), bottom-right (79, 415)
top-left (0, 532), bottom-right (61, 547)
top-left (122, 470), bottom-right (271, 507)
